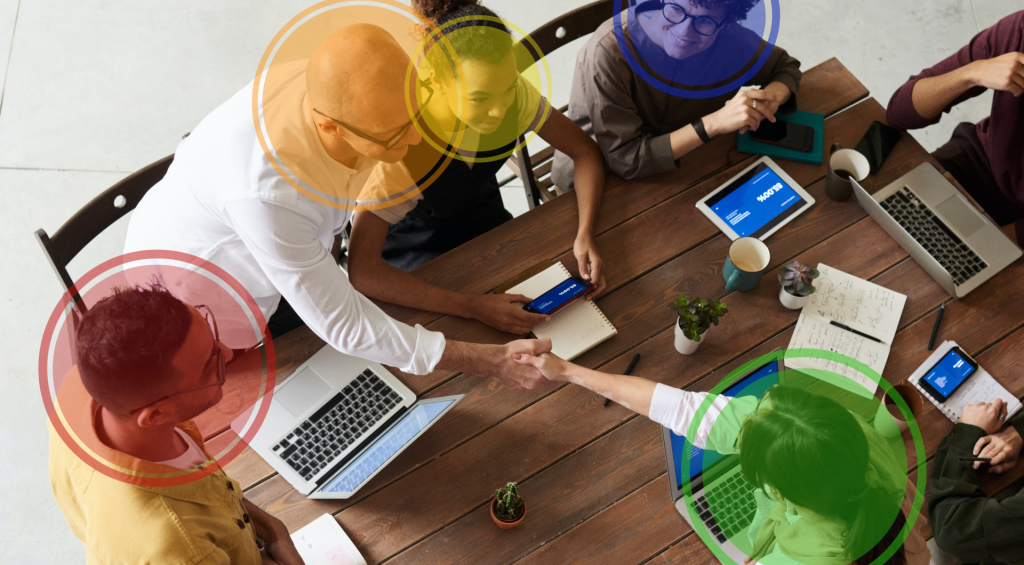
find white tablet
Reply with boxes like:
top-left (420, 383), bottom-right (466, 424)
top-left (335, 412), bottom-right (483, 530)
top-left (696, 157), bottom-right (815, 241)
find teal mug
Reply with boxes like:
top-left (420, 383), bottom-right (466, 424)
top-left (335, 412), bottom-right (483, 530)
top-left (723, 237), bottom-right (771, 292)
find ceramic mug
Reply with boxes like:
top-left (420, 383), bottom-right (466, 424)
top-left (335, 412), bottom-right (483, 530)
top-left (723, 237), bottom-right (771, 292)
top-left (826, 142), bottom-right (871, 201)
top-left (873, 383), bottom-right (925, 439)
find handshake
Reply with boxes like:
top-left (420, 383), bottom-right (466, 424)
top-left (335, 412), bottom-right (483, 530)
top-left (960, 398), bottom-right (1024, 474)
top-left (453, 338), bottom-right (576, 391)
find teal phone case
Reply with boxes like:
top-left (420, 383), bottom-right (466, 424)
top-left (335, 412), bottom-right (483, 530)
top-left (736, 110), bottom-right (825, 165)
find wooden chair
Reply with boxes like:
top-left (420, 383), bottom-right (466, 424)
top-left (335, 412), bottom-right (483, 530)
top-left (35, 154), bottom-right (174, 316)
top-left (502, 0), bottom-right (620, 208)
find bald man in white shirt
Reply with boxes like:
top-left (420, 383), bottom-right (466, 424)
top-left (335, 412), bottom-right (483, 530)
top-left (125, 24), bottom-right (552, 390)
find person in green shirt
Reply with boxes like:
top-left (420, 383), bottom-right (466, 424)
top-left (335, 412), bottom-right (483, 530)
top-left (930, 399), bottom-right (1024, 565)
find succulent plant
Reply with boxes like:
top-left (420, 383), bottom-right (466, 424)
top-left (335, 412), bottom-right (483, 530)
top-left (778, 260), bottom-right (819, 297)
top-left (494, 482), bottom-right (524, 522)
top-left (668, 293), bottom-right (728, 342)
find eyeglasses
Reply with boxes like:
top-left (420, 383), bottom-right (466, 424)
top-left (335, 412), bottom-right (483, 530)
top-left (313, 82), bottom-right (435, 151)
top-left (661, 2), bottom-right (725, 36)
top-left (127, 305), bottom-right (226, 415)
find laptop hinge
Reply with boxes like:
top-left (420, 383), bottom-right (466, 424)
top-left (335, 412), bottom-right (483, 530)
top-left (313, 405), bottom-right (409, 490)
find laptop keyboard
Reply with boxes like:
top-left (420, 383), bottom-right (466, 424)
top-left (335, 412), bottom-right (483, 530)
top-left (880, 186), bottom-right (986, 286)
top-left (696, 472), bottom-right (758, 544)
top-left (271, 369), bottom-right (403, 481)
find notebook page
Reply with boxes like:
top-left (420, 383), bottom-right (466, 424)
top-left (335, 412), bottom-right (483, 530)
top-left (290, 514), bottom-right (366, 565)
top-left (802, 264), bottom-right (907, 344)
top-left (785, 312), bottom-right (889, 397)
top-left (908, 341), bottom-right (1023, 424)
top-left (506, 262), bottom-right (617, 360)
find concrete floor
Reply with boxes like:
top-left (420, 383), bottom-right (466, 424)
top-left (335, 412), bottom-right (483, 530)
top-left (0, 0), bottom-right (1015, 561)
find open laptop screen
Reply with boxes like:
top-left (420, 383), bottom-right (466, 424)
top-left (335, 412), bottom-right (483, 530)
top-left (669, 361), bottom-right (780, 489)
top-left (318, 398), bottom-right (456, 495)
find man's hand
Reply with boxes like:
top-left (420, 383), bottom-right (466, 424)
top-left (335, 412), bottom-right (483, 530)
top-left (974, 425), bottom-right (1024, 473)
top-left (512, 351), bottom-right (572, 383)
top-left (967, 52), bottom-right (1024, 96)
top-left (243, 500), bottom-right (305, 565)
top-left (960, 398), bottom-right (1007, 435)
top-left (705, 89), bottom-right (779, 137)
top-left (466, 293), bottom-right (549, 334)
top-left (574, 236), bottom-right (607, 298)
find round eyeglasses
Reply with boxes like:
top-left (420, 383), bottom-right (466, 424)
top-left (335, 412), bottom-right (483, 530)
top-left (661, 2), bottom-right (726, 36)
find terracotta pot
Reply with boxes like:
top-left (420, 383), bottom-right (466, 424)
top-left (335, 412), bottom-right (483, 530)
top-left (674, 320), bottom-right (704, 355)
top-left (490, 497), bottom-right (526, 530)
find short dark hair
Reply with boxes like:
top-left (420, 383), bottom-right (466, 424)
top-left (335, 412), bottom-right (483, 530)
top-left (413, 0), bottom-right (513, 82)
top-left (685, 0), bottom-right (760, 24)
top-left (76, 283), bottom-right (193, 416)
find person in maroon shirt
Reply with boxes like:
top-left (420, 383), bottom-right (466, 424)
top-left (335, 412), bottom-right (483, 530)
top-left (886, 11), bottom-right (1024, 245)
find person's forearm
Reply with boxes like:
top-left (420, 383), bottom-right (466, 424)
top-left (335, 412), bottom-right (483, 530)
top-left (571, 149), bottom-right (605, 240)
top-left (911, 65), bottom-right (977, 120)
top-left (764, 81), bottom-right (792, 106)
top-left (561, 363), bottom-right (657, 415)
top-left (669, 122), bottom-right (705, 161)
top-left (350, 259), bottom-right (476, 320)
top-left (243, 499), bottom-right (286, 543)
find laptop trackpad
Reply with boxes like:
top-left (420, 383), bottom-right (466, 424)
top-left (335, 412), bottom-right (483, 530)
top-left (936, 195), bottom-right (985, 238)
top-left (276, 367), bottom-right (332, 418)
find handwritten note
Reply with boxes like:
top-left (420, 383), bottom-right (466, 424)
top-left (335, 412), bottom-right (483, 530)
top-left (290, 514), bottom-right (366, 565)
top-left (803, 264), bottom-right (906, 344)
top-left (786, 313), bottom-right (890, 396)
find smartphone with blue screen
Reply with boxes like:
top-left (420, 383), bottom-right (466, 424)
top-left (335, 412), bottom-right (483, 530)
top-left (522, 276), bottom-right (592, 315)
top-left (919, 347), bottom-right (979, 402)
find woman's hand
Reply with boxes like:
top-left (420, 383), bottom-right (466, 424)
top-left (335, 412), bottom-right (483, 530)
top-left (704, 89), bottom-right (780, 137)
top-left (966, 52), bottom-right (1024, 96)
top-left (466, 293), bottom-right (550, 334)
top-left (974, 425), bottom-right (1024, 473)
top-left (574, 236), bottom-right (607, 298)
top-left (512, 351), bottom-right (572, 383)
top-left (960, 398), bottom-right (1007, 435)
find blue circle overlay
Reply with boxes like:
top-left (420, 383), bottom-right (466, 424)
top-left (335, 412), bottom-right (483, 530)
top-left (613, 0), bottom-right (781, 99)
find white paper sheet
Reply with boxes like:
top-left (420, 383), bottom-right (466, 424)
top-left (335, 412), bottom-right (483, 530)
top-left (290, 514), bottom-right (366, 565)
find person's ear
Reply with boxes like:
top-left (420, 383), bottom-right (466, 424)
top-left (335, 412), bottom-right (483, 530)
top-left (429, 69), bottom-right (445, 97)
top-left (770, 486), bottom-right (785, 502)
top-left (135, 403), bottom-right (177, 428)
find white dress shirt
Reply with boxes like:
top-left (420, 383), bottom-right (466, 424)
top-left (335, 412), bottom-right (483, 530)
top-left (125, 66), bottom-right (446, 375)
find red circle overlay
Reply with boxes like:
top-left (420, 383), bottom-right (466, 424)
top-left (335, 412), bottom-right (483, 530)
top-left (40, 251), bottom-right (276, 487)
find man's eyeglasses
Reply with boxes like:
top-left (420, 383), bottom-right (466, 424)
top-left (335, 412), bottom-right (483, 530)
top-left (312, 82), bottom-right (435, 151)
top-left (661, 2), bottom-right (725, 36)
top-left (127, 305), bottom-right (226, 415)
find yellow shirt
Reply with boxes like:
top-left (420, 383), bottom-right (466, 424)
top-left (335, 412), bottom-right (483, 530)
top-left (48, 368), bottom-right (262, 565)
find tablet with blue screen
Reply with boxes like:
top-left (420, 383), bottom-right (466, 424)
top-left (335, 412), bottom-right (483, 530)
top-left (696, 157), bottom-right (815, 241)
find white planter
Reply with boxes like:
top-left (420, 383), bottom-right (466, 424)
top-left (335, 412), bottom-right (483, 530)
top-left (674, 321), bottom-right (703, 355)
top-left (779, 288), bottom-right (809, 310)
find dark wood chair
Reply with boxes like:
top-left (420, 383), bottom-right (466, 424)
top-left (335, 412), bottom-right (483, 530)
top-left (501, 0), bottom-right (621, 208)
top-left (35, 154), bottom-right (174, 316)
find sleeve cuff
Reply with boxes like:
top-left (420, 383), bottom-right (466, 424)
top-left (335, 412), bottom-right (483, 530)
top-left (649, 132), bottom-right (679, 175)
top-left (410, 325), bottom-right (447, 375)
top-left (649, 383), bottom-right (688, 425)
top-left (947, 422), bottom-right (987, 454)
top-left (1008, 410), bottom-right (1024, 440)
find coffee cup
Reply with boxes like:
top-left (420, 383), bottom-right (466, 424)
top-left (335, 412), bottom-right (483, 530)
top-left (723, 237), bottom-right (770, 292)
top-left (826, 142), bottom-right (870, 201)
top-left (873, 383), bottom-right (924, 439)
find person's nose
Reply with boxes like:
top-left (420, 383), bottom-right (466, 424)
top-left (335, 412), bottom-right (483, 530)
top-left (403, 122), bottom-right (422, 146)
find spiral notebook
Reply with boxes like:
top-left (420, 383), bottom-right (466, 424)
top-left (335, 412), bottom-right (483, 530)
top-left (502, 262), bottom-right (617, 360)
top-left (907, 340), bottom-right (1022, 424)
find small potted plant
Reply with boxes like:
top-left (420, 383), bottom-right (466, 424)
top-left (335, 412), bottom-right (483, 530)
top-left (668, 293), bottom-right (728, 355)
top-left (490, 482), bottom-right (526, 530)
top-left (778, 260), bottom-right (819, 310)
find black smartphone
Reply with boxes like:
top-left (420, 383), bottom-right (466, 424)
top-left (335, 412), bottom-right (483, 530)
top-left (855, 121), bottom-right (902, 174)
top-left (749, 120), bottom-right (815, 152)
top-left (918, 346), bottom-right (979, 403)
top-left (522, 276), bottom-right (593, 315)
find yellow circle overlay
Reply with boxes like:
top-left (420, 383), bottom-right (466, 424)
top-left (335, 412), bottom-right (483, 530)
top-left (252, 0), bottom-right (455, 211)
top-left (406, 15), bottom-right (554, 164)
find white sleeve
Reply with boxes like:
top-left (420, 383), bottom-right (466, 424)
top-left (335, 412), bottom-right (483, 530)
top-left (648, 384), bottom-right (757, 453)
top-left (223, 199), bottom-right (446, 375)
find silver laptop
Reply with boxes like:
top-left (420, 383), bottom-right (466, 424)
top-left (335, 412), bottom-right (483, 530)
top-left (661, 359), bottom-right (785, 563)
top-left (852, 163), bottom-right (1021, 298)
top-left (231, 346), bottom-right (462, 499)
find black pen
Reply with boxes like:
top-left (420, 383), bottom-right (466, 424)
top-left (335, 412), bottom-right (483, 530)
top-left (829, 321), bottom-right (882, 343)
top-left (959, 457), bottom-right (991, 463)
top-left (928, 303), bottom-right (945, 351)
top-left (604, 353), bottom-right (641, 407)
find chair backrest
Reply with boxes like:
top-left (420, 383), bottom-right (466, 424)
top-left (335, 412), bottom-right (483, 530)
top-left (34, 154), bottom-right (174, 314)
top-left (511, 0), bottom-right (622, 207)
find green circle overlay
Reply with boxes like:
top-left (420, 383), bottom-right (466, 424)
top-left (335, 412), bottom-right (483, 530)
top-left (681, 348), bottom-right (926, 565)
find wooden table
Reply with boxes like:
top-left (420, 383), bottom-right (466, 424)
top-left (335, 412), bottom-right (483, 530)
top-left (199, 59), bottom-right (1024, 564)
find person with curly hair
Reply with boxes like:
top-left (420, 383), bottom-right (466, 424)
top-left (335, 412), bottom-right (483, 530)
top-left (551, 0), bottom-right (802, 191)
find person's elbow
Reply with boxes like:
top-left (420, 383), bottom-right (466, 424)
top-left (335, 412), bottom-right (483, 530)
top-left (346, 253), bottom-right (379, 297)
